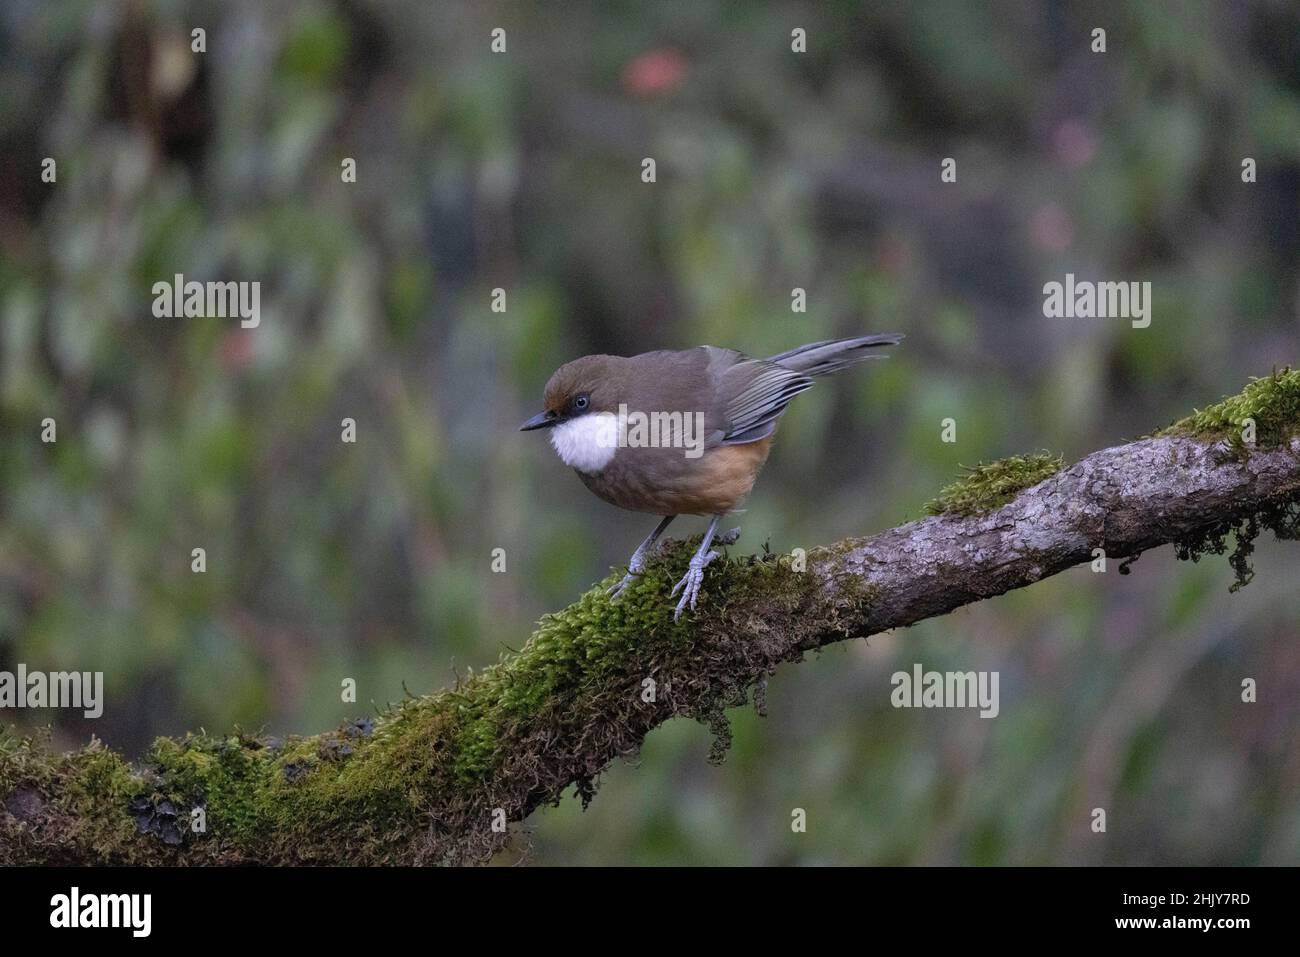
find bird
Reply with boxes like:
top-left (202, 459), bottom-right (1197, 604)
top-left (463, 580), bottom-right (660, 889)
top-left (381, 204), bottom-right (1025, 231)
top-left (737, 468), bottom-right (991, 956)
top-left (521, 333), bottom-right (903, 620)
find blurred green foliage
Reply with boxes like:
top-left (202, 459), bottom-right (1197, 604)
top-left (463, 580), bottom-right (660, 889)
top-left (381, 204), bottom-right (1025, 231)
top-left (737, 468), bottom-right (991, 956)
top-left (1, 0), bottom-right (1298, 864)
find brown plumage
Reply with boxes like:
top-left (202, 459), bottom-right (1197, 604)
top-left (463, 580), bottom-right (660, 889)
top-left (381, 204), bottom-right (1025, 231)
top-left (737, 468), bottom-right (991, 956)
top-left (522, 334), bottom-right (902, 618)
top-left (577, 434), bottom-right (774, 516)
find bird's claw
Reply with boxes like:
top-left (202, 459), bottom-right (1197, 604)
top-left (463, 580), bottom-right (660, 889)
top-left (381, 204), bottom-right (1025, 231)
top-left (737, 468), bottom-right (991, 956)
top-left (609, 548), bottom-right (652, 601)
top-left (671, 550), bottom-right (720, 621)
top-left (607, 571), bottom-right (638, 600)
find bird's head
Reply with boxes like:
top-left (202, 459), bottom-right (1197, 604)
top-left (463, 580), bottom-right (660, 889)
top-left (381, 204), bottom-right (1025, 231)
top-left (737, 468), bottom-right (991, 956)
top-left (519, 355), bottom-right (621, 431)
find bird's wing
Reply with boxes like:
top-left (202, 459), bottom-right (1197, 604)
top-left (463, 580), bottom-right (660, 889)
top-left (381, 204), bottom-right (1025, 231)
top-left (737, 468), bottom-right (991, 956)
top-left (618, 346), bottom-right (813, 448)
top-left (712, 350), bottom-right (814, 445)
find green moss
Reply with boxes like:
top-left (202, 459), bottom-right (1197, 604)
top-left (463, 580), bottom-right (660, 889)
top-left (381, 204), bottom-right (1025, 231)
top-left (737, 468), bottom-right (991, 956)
top-left (0, 732), bottom-right (144, 863)
top-left (432, 538), bottom-right (838, 782)
top-left (925, 452), bottom-right (1065, 516)
top-left (65, 741), bottom-right (137, 806)
top-left (0, 530), bottom-right (873, 863)
top-left (450, 709), bottom-right (501, 783)
top-left (145, 733), bottom-right (279, 840)
top-left (436, 551), bottom-right (701, 782)
top-left (1161, 367), bottom-right (1300, 452)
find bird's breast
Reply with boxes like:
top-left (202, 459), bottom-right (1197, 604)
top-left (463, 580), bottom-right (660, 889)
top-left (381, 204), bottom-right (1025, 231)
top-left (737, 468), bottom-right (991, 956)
top-left (575, 436), bottom-right (774, 515)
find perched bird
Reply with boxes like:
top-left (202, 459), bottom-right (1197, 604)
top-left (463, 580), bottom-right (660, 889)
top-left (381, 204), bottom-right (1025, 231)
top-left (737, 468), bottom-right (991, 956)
top-left (521, 334), bottom-right (903, 619)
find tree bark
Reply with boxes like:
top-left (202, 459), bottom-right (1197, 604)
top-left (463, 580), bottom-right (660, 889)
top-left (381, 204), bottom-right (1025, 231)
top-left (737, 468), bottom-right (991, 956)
top-left (3, 430), bottom-right (1298, 865)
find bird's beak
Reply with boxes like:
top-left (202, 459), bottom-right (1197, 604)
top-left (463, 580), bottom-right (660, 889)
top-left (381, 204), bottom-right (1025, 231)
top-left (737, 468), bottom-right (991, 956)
top-left (519, 410), bottom-right (557, 431)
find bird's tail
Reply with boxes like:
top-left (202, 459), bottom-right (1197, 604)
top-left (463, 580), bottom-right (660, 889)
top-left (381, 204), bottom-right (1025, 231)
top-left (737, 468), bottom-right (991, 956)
top-left (766, 333), bottom-right (903, 377)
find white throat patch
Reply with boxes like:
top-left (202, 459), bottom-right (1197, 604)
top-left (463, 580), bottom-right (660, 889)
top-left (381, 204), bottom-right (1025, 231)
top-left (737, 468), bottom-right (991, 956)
top-left (550, 413), bottom-right (618, 473)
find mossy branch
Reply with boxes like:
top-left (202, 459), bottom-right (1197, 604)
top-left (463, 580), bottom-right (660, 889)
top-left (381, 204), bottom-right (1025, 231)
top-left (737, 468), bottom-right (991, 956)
top-left (3, 371), bottom-right (1300, 865)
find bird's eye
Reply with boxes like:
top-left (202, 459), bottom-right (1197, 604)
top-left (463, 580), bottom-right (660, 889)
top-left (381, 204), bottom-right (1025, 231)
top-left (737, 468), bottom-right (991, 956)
top-left (573, 395), bottom-right (589, 412)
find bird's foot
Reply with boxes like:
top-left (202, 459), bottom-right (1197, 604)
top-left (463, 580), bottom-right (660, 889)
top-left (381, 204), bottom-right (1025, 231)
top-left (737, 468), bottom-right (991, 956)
top-left (671, 549), bottom-right (720, 621)
top-left (608, 570), bottom-right (638, 601)
top-left (608, 551), bottom-right (651, 601)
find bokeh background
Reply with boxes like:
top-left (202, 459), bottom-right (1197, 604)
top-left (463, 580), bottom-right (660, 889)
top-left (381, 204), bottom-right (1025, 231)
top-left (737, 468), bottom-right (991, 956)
top-left (2, 0), bottom-right (1299, 865)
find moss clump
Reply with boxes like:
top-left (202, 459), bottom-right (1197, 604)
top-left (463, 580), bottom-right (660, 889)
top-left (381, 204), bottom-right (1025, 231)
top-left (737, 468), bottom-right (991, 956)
top-left (1161, 367), bottom-right (1300, 452)
top-left (144, 732), bottom-right (279, 842)
top-left (0, 731), bottom-right (145, 864)
top-left (431, 558), bottom-right (695, 785)
top-left (439, 538), bottom-right (826, 781)
top-left (442, 537), bottom-right (843, 782)
top-left (925, 452), bottom-right (1065, 516)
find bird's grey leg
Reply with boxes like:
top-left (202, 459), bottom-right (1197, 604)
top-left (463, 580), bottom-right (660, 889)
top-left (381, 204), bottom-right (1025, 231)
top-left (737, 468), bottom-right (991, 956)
top-left (608, 515), bottom-right (676, 599)
top-left (670, 513), bottom-right (723, 621)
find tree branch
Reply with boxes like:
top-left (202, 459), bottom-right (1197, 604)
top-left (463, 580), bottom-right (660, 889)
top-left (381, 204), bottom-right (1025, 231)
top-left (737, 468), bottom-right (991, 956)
top-left (3, 376), bottom-right (1299, 865)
